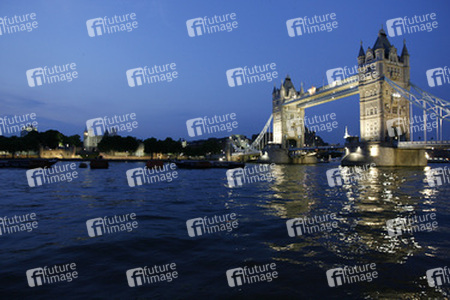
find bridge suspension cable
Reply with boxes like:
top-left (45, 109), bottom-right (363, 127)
top-left (250, 114), bottom-right (273, 151)
top-left (385, 77), bottom-right (450, 120)
top-left (228, 114), bottom-right (273, 156)
top-left (385, 77), bottom-right (450, 141)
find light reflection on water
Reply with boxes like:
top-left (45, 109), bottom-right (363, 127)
top-left (261, 163), bottom-right (449, 298)
top-left (0, 162), bottom-right (448, 298)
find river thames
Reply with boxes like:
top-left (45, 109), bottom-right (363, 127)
top-left (0, 162), bottom-right (449, 299)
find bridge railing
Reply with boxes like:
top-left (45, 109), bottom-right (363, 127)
top-left (398, 141), bottom-right (450, 145)
top-left (283, 75), bottom-right (360, 105)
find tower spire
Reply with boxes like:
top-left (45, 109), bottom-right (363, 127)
top-left (344, 126), bottom-right (350, 139)
top-left (401, 39), bottom-right (409, 56)
top-left (358, 40), bottom-right (365, 57)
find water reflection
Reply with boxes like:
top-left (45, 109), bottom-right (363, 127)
top-left (263, 164), bottom-right (446, 296)
top-left (265, 164), bottom-right (317, 219)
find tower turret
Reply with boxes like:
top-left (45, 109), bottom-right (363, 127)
top-left (358, 41), bottom-right (365, 66)
top-left (400, 39), bottom-right (409, 66)
top-left (373, 28), bottom-right (389, 59)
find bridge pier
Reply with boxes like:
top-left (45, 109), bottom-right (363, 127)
top-left (291, 155), bottom-right (317, 164)
top-left (342, 142), bottom-right (427, 167)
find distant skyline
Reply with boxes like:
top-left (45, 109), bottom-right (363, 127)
top-left (1, 0), bottom-right (449, 144)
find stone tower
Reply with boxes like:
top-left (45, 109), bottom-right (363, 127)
top-left (272, 76), bottom-right (305, 148)
top-left (358, 28), bottom-right (411, 142)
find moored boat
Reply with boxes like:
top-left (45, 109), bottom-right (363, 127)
top-left (146, 160), bottom-right (165, 169)
top-left (209, 161), bottom-right (245, 169)
top-left (175, 160), bottom-right (212, 169)
top-left (90, 156), bottom-right (109, 169)
top-left (175, 160), bottom-right (245, 169)
top-left (427, 157), bottom-right (449, 163)
top-left (0, 159), bottom-right (58, 169)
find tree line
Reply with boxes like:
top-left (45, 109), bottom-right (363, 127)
top-left (0, 130), bottom-right (225, 156)
top-left (0, 130), bottom-right (81, 153)
top-left (94, 135), bottom-right (224, 156)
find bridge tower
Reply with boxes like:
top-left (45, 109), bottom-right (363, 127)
top-left (358, 28), bottom-right (411, 142)
top-left (272, 76), bottom-right (305, 148)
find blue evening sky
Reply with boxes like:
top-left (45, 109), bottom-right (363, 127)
top-left (1, 0), bottom-right (449, 143)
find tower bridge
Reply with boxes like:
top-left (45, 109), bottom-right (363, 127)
top-left (242, 28), bottom-right (450, 166)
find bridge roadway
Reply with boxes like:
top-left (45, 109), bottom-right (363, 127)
top-left (286, 141), bottom-right (450, 153)
top-left (230, 142), bottom-right (450, 158)
top-left (397, 141), bottom-right (450, 149)
top-left (288, 145), bottom-right (343, 151)
top-left (283, 75), bottom-right (359, 109)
